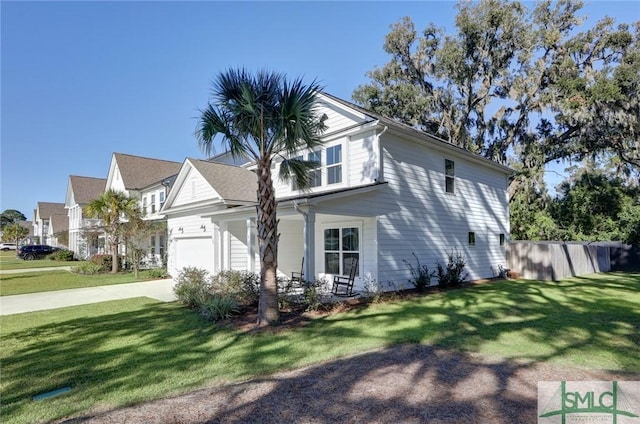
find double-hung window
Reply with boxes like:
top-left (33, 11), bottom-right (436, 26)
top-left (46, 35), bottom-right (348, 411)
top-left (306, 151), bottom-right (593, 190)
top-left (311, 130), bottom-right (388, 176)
top-left (445, 159), bottom-right (455, 193)
top-left (151, 194), bottom-right (156, 213)
top-left (159, 191), bottom-right (165, 209)
top-left (324, 227), bottom-right (359, 276)
top-left (308, 150), bottom-right (321, 188)
top-left (142, 197), bottom-right (148, 216)
top-left (327, 145), bottom-right (342, 185)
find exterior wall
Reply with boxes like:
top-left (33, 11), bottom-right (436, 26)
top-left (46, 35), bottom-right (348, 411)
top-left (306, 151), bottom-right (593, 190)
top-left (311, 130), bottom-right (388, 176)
top-left (141, 185), bottom-right (169, 220)
top-left (108, 165), bottom-right (127, 192)
top-left (167, 212), bottom-right (215, 276)
top-left (278, 219), bottom-right (304, 278)
top-left (172, 168), bottom-right (219, 207)
top-left (228, 220), bottom-right (248, 271)
top-left (376, 133), bottom-right (509, 286)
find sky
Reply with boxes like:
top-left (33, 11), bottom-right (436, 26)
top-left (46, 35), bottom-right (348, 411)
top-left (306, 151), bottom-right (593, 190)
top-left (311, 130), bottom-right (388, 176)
top-left (1, 1), bottom-right (638, 219)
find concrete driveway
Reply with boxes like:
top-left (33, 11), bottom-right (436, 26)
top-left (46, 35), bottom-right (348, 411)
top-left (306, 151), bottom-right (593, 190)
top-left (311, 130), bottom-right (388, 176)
top-left (0, 279), bottom-right (176, 316)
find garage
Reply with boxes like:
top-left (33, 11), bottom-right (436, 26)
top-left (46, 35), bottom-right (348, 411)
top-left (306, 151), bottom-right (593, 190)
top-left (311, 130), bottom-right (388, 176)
top-left (172, 236), bottom-right (216, 276)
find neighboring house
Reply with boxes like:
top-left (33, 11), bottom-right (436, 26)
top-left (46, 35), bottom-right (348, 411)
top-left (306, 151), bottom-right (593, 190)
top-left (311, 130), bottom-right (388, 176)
top-left (47, 214), bottom-right (69, 248)
top-left (65, 175), bottom-right (106, 259)
top-left (105, 152), bottom-right (182, 266)
top-left (19, 220), bottom-right (36, 245)
top-left (33, 202), bottom-right (66, 245)
top-left (162, 93), bottom-right (513, 291)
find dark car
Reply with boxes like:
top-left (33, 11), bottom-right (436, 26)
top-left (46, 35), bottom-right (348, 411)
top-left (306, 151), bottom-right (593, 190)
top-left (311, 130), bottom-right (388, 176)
top-left (16, 245), bottom-right (60, 260)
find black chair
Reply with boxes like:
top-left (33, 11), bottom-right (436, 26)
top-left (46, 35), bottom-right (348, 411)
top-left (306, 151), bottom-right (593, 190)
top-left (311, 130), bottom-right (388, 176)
top-left (291, 257), bottom-right (304, 285)
top-left (331, 257), bottom-right (359, 297)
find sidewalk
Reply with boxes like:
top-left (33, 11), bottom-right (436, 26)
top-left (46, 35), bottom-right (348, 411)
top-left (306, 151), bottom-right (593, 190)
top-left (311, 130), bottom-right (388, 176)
top-left (0, 266), bottom-right (73, 274)
top-left (0, 279), bottom-right (177, 316)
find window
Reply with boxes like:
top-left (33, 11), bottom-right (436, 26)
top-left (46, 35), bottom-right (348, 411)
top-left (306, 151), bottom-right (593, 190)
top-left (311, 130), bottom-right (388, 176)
top-left (149, 235), bottom-right (156, 255)
top-left (151, 194), bottom-right (156, 213)
top-left (445, 159), bottom-right (455, 193)
top-left (308, 150), bottom-right (321, 188)
top-left (499, 233), bottom-right (505, 246)
top-left (327, 145), bottom-right (342, 184)
top-left (142, 197), bottom-right (148, 215)
top-left (159, 191), bottom-right (165, 208)
top-left (159, 234), bottom-right (165, 258)
top-left (324, 227), bottom-right (359, 276)
top-left (291, 155), bottom-right (303, 191)
top-left (468, 232), bottom-right (476, 246)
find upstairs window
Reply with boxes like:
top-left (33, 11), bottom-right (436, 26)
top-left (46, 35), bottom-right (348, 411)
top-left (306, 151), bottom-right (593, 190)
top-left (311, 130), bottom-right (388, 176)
top-left (308, 150), bottom-right (322, 188)
top-left (142, 197), bottom-right (148, 215)
top-left (159, 191), bottom-right (165, 208)
top-left (327, 145), bottom-right (342, 185)
top-left (151, 194), bottom-right (156, 214)
top-left (445, 159), bottom-right (455, 193)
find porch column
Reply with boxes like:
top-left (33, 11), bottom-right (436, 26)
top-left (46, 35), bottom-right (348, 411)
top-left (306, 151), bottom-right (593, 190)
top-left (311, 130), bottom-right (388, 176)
top-left (247, 218), bottom-right (256, 273)
top-left (218, 221), bottom-right (229, 271)
top-left (303, 210), bottom-right (316, 281)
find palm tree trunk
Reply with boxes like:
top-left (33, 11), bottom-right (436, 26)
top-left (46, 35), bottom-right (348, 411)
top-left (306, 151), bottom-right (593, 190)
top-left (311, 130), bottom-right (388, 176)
top-left (256, 158), bottom-right (279, 326)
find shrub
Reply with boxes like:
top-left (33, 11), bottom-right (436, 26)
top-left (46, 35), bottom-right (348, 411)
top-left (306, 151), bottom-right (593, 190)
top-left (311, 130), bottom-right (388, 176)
top-left (90, 254), bottom-right (123, 272)
top-left (148, 268), bottom-right (170, 279)
top-left (436, 249), bottom-right (469, 288)
top-left (71, 262), bottom-right (103, 275)
top-left (301, 279), bottom-right (328, 311)
top-left (48, 249), bottom-right (75, 261)
top-left (403, 252), bottom-right (435, 292)
top-left (173, 267), bottom-right (211, 308)
top-left (198, 293), bottom-right (239, 322)
top-left (210, 270), bottom-right (259, 306)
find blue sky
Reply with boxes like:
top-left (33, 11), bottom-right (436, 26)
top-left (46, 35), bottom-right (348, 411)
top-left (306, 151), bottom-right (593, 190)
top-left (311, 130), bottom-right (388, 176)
top-left (1, 1), bottom-right (638, 219)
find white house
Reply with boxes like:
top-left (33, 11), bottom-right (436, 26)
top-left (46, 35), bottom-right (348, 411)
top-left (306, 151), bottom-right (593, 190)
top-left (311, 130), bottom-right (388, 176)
top-left (105, 152), bottom-right (182, 265)
top-left (162, 93), bottom-right (513, 291)
top-left (33, 202), bottom-right (66, 246)
top-left (65, 175), bottom-right (106, 258)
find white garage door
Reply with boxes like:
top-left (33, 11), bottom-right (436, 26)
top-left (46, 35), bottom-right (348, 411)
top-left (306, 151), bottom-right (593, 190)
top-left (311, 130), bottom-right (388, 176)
top-left (174, 237), bottom-right (215, 275)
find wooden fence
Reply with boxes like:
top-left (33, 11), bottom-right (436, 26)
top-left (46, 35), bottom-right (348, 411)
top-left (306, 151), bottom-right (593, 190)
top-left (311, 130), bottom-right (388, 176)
top-left (506, 241), bottom-right (615, 281)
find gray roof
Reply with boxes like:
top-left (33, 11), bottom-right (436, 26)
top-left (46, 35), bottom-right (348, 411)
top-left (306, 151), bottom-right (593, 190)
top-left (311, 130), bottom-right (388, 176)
top-left (69, 176), bottom-right (106, 204)
top-left (114, 153), bottom-right (182, 190)
top-left (37, 202), bottom-right (66, 219)
top-left (50, 215), bottom-right (69, 232)
top-left (189, 159), bottom-right (257, 203)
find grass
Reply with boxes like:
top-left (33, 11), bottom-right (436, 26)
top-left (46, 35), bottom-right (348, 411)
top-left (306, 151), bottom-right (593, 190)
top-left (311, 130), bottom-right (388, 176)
top-left (0, 269), bottom-right (167, 296)
top-left (0, 250), bottom-right (80, 270)
top-left (1, 272), bottom-right (639, 423)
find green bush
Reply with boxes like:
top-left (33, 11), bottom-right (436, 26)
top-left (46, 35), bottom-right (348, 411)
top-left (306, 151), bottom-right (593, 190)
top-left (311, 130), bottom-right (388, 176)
top-left (301, 279), bottom-right (327, 311)
top-left (436, 249), bottom-right (469, 288)
top-left (198, 293), bottom-right (239, 322)
top-left (47, 249), bottom-right (75, 262)
top-left (210, 270), bottom-right (259, 306)
top-left (90, 254), bottom-right (123, 272)
top-left (403, 252), bottom-right (435, 292)
top-left (71, 262), bottom-right (103, 275)
top-left (173, 267), bottom-right (211, 308)
top-left (148, 268), bottom-right (170, 279)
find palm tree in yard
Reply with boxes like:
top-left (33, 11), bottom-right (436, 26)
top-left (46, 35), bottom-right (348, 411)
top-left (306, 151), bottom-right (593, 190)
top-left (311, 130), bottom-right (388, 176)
top-left (84, 189), bottom-right (142, 273)
top-left (196, 68), bottom-right (328, 326)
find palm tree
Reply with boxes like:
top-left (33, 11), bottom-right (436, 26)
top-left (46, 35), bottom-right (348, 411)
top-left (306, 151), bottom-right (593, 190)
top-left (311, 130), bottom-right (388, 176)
top-left (84, 189), bottom-right (142, 273)
top-left (196, 69), bottom-right (327, 326)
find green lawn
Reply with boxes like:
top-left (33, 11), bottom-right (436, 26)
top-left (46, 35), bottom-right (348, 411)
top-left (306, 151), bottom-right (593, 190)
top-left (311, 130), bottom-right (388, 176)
top-left (1, 272), bottom-right (639, 424)
top-left (0, 269), bottom-right (166, 296)
top-left (0, 250), bottom-right (80, 270)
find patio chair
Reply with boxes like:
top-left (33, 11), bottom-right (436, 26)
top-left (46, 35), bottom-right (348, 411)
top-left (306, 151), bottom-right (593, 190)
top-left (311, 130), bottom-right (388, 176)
top-left (291, 257), bottom-right (304, 285)
top-left (331, 257), bottom-right (359, 297)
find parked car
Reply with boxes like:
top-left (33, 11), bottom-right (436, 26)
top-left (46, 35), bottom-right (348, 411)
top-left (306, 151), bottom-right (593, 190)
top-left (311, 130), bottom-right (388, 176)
top-left (0, 242), bottom-right (17, 251)
top-left (16, 245), bottom-right (60, 260)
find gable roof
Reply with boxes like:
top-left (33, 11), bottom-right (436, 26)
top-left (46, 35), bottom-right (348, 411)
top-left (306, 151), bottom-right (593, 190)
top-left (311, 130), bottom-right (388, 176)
top-left (319, 92), bottom-right (514, 175)
top-left (49, 215), bottom-right (69, 233)
top-left (68, 176), bottom-right (106, 205)
top-left (113, 153), bottom-right (182, 190)
top-left (188, 159), bottom-right (257, 203)
top-left (37, 202), bottom-right (66, 220)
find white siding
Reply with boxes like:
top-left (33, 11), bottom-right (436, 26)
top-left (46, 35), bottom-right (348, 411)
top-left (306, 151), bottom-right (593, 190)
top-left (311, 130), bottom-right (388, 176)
top-left (376, 133), bottom-right (509, 286)
top-left (227, 221), bottom-right (248, 271)
top-left (278, 219), bottom-right (304, 277)
top-left (172, 168), bottom-right (219, 207)
top-left (108, 165), bottom-right (127, 192)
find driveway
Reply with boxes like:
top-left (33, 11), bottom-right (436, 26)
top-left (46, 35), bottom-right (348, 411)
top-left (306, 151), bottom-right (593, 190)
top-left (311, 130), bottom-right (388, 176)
top-left (0, 279), bottom-right (176, 316)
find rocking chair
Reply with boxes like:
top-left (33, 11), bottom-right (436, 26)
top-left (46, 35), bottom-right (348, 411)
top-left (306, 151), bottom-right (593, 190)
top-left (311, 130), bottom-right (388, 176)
top-left (331, 257), bottom-right (359, 297)
top-left (291, 257), bottom-right (304, 286)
